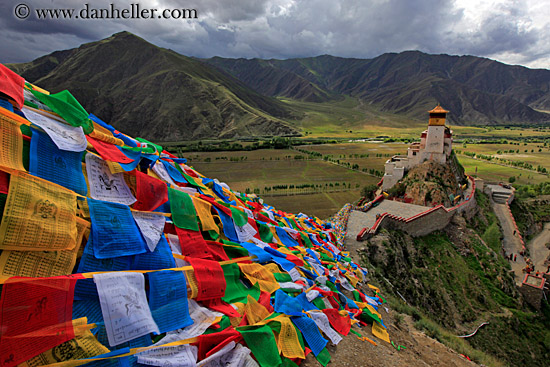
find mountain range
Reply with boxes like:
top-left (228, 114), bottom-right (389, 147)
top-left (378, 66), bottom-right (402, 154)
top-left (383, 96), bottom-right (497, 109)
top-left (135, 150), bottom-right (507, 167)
top-left (8, 31), bottom-right (550, 141)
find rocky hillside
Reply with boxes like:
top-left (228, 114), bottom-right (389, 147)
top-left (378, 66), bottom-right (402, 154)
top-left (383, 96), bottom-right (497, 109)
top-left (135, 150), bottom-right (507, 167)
top-left (397, 159), bottom-right (465, 207)
top-left (8, 32), bottom-right (299, 141)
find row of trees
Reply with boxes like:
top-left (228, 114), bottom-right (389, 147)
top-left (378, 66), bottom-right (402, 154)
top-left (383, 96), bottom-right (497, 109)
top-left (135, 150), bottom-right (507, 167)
top-left (455, 150), bottom-right (548, 174)
top-left (244, 182), bottom-right (360, 196)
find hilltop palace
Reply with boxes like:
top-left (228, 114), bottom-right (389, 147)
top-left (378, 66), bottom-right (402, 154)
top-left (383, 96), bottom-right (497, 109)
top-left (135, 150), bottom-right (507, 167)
top-left (382, 105), bottom-right (453, 191)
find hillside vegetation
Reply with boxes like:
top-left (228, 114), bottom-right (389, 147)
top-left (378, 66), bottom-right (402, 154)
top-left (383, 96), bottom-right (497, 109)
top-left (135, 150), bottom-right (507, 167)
top-left (358, 191), bottom-right (550, 366)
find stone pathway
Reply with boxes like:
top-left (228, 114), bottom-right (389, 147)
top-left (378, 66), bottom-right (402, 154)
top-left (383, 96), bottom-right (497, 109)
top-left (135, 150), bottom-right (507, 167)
top-left (492, 202), bottom-right (526, 284)
top-left (347, 200), bottom-right (431, 235)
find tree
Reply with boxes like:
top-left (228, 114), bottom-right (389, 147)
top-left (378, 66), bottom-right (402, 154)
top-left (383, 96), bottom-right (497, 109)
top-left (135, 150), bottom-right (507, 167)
top-left (361, 184), bottom-right (379, 201)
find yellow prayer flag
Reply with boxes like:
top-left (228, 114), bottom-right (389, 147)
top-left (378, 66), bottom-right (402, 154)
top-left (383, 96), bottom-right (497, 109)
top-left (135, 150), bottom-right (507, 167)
top-left (0, 170), bottom-right (78, 251)
top-left (239, 263), bottom-right (280, 294)
top-left (0, 217), bottom-right (89, 277)
top-left (261, 315), bottom-right (305, 359)
top-left (244, 295), bottom-right (271, 325)
top-left (192, 197), bottom-right (219, 233)
top-left (372, 321), bottom-right (390, 343)
top-left (368, 284), bottom-right (380, 293)
top-left (17, 318), bottom-right (109, 367)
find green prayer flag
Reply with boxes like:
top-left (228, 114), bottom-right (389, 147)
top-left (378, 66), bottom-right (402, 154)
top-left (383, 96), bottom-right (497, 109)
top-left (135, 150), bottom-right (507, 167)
top-left (230, 207), bottom-right (248, 227)
top-left (203, 316), bottom-right (231, 334)
top-left (31, 89), bottom-right (93, 134)
top-left (181, 171), bottom-right (208, 191)
top-left (258, 221), bottom-right (274, 243)
top-left (136, 137), bottom-right (163, 154)
top-left (239, 325), bottom-right (282, 367)
top-left (312, 297), bottom-right (327, 310)
top-left (315, 347), bottom-right (331, 367)
top-left (221, 263), bottom-right (260, 304)
top-left (273, 272), bottom-right (292, 283)
top-left (281, 358), bottom-right (299, 367)
top-left (168, 187), bottom-right (199, 231)
top-left (360, 307), bottom-right (382, 324)
top-left (300, 232), bottom-right (313, 248)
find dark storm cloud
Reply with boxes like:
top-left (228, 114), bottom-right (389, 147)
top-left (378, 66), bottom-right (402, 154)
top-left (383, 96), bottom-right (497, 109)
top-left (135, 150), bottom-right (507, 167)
top-left (0, 0), bottom-right (548, 68)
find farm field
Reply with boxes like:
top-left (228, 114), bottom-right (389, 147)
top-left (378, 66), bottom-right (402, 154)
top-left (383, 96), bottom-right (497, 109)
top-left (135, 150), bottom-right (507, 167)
top-left (186, 148), bottom-right (378, 218)
top-left (458, 156), bottom-right (548, 184)
top-left (184, 128), bottom-right (550, 218)
top-left (265, 190), bottom-right (362, 219)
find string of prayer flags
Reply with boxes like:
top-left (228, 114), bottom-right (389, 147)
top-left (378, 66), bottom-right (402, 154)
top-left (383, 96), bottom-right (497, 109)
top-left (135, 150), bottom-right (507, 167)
top-left (87, 198), bottom-right (147, 258)
top-left (148, 270), bottom-right (193, 333)
top-left (169, 187), bottom-right (199, 231)
top-left (30, 128), bottom-right (87, 195)
top-left (30, 89), bottom-right (94, 134)
top-left (0, 276), bottom-right (80, 367)
top-left (0, 170), bottom-right (78, 251)
top-left (22, 106), bottom-right (88, 152)
top-left (85, 152), bottom-right (137, 205)
top-left (88, 113), bottom-right (138, 148)
top-left (0, 67), bottom-right (391, 367)
top-left (94, 271), bottom-right (159, 347)
top-left (187, 257), bottom-right (227, 301)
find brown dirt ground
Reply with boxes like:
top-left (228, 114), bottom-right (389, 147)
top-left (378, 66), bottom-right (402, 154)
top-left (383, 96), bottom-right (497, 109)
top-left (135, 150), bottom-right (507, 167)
top-left (302, 312), bottom-right (478, 367)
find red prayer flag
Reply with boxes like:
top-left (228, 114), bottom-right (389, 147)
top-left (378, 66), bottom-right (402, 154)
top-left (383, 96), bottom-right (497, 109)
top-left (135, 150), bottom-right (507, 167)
top-left (258, 291), bottom-right (274, 313)
top-left (202, 298), bottom-right (240, 317)
top-left (0, 64), bottom-right (24, 109)
top-left (198, 328), bottom-right (241, 360)
top-left (205, 241), bottom-right (230, 261)
top-left (0, 276), bottom-right (79, 367)
top-left (187, 257), bottom-right (226, 301)
top-left (132, 170), bottom-right (168, 211)
top-left (322, 309), bottom-right (351, 336)
top-left (86, 136), bottom-right (134, 163)
top-left (176, 227), bottom-right (211, 260)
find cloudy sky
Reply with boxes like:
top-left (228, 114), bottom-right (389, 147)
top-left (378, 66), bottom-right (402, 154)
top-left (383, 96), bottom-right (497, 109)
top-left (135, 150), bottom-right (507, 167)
top-left (1, 0), bottom-right (549, 69)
